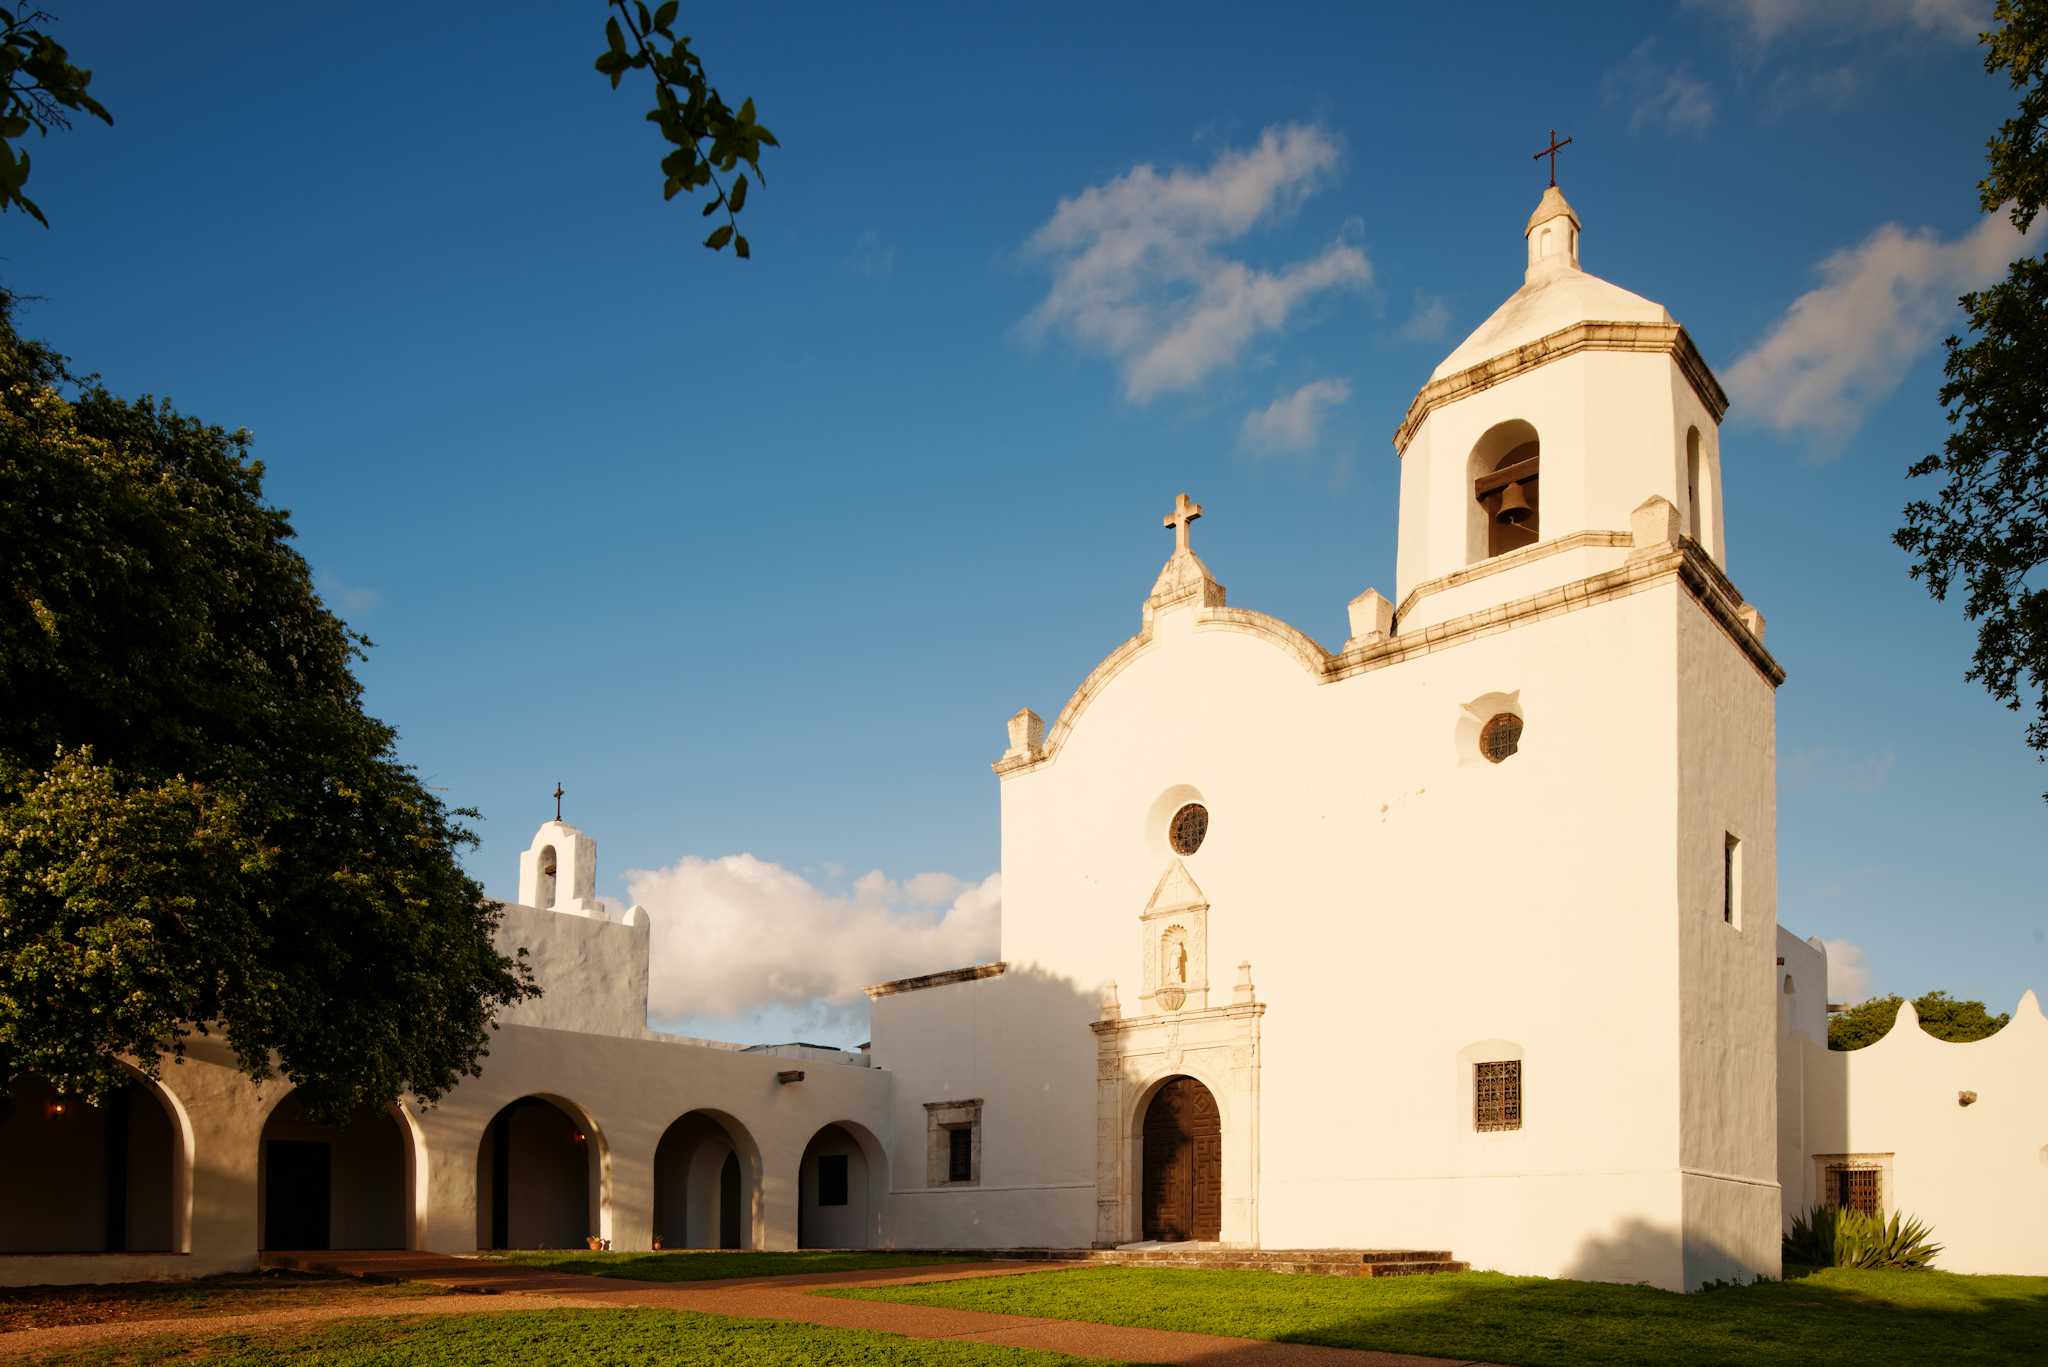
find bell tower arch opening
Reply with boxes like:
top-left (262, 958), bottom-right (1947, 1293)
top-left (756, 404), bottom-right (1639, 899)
top-left (1467, 419), bottom-right (1541, 563)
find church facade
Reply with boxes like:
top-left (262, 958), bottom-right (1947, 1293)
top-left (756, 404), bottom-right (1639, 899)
top-left (3, 185), bottom-right (2043, 1292)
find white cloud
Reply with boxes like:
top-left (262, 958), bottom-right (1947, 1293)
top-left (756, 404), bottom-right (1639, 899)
top-left (1690, 0), bottom-right (1987, 42)
top-left (1820, 937), bottom-right (1874, 1004)
top-left (1394, 290), bottom-right (1453, 343)
top-left (1762, 63), bottom-right (1860, 119)
top-left (314, 568), bottom-right (380, 618)
top-left (847, 229), bottom-right (895, 278)
top-left (1603, 40), bottom-right (1718, 136)
top-left (1239, 377), bottom-right (1351, 454)
top-left (1724, 213), bottom-right (2025, 447)
top-left (1781, 746), bottom-right (1897, 795)
top-left (1023, 124), bottom-right (1370, 403)
top-left (625, 854), bottom-right (999, 1027)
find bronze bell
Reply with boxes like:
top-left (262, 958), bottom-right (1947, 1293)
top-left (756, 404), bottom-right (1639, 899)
top-left (1495, 480), bottom-right (1532, 525)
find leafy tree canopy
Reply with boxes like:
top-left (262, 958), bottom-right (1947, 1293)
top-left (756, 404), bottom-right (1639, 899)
top-left (0, 295), bottom-right (535, 1119)
top-left (1828, 990), bottom-right (2012, 1051)
top-left (1896, 0), bottom-right (2048, 789)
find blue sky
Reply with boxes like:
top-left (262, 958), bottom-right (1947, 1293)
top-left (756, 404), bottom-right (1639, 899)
top-left (9, 1), bottom-right (2042, 1044)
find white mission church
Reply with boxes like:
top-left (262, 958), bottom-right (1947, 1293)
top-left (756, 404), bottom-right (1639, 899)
top-left (3, 182), bottom-right (2044, 1293)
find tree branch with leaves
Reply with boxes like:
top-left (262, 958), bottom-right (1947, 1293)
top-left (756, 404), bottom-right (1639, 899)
top-left (1897, 0), bottom-right (2047, 792)
top-left (593, 1), bottom-right (777, 258)
top-left (0, 6), bottom-right (109, 226)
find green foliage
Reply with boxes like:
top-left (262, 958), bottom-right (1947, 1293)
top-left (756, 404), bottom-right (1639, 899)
top-left (0, 294), bottom-right (536, 1120)
top-left (1785, 1205), bottom-right (1944, 1271)
top-left (1828, 990), bottom-right (2012, 1050)
top-left (488, 1250), bottom-right (983, 1283)
top-left (1897, 0), bottom-right (2048, 789)
top-left (840, 1265), bottom-right (2048, 1367)
top-left (0, 6), bottom-right (112, 227)
top-left (592, 1), bottom-right (777, 258)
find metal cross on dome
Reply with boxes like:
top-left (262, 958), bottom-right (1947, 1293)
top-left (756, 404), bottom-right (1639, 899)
top-left (1532, 129), bottom-right (1572, 187)
top-left (1163, 491), bottom-right (1203, 554)
top-left (553, 782), bottom-right (564, 822)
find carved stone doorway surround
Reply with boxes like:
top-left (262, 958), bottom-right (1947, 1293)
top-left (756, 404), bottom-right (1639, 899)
top-left (1090, 969), bottom-right (1263, 1247)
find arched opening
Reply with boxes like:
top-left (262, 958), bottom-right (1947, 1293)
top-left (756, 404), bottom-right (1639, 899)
top-left (1468, 420), bottom-right (1540, 562)
top-left (537, 845), bottom-right (559, 910)
top-left (1140, 1075), bottom-right (1221, 1242)
top-left (798, 1121), bottom-right (886, 1249)
top-left (258, 1094), bottom-right (410, 1251)
top-left (652, 1109), bottom-right (760, 1250)
top-left (0, 1073), bottom-right (180, 1254)
top-left (475, 1096), bottom-right (605, 1250)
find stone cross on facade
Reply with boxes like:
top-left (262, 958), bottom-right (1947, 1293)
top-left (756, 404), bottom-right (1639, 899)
top-left (553, 782), bottom-right (564, 821)
top-left (1163, 492), bottom-right (1203, 555)
top-left (1532, 128), bottom-right (1572, 187)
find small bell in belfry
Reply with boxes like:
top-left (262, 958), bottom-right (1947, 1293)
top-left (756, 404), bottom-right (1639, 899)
top-left (1495, 480), bottom-right (1532, 525)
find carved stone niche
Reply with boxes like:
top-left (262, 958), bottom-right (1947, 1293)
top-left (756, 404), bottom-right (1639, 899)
top-left (1140, 861), bottom-right (1209, 1014)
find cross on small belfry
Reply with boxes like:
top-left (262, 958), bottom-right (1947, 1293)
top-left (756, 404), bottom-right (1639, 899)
top-left (1163, 491), bottom-right (1203, 555)
top-left (1532, 128), bottom-right (1572, 187)
top-left (552, 782), bottom-right (564, 822)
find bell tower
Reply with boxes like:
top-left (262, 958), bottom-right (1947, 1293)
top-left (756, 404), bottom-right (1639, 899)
top-left (1390, 183), bottom-right (1729, 634)
top-left (517, 812), bottom-right (603, 918)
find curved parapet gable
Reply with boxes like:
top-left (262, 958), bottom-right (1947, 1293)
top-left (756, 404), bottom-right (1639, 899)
top-left (996, 604), bottom-right (1335, 777)
top-left (1861, 989), bottom-right (2047, 1052)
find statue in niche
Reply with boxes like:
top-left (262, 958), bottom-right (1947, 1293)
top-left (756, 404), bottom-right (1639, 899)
top-left (1176, 938), bottom-right (1188, 983)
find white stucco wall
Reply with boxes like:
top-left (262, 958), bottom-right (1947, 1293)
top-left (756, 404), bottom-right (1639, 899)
top-left (1796, 993), bottom-right (2048, 1275)
top-left (878, 522), bottom-right (1781, 1287)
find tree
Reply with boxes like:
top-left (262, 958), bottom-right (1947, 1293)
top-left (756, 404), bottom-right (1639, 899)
top-left (0, 4), bottom-right (777, 248)
top-left (1897, 0), bottom-right (2047, 790)
top-left (0, 294), bottom-right (536, 1119)
top-left (0, 5), bottom-right (110, 226)
top-left (592, 0), bottom-right (777, 258)
top-left (1828, 991), bottom-right (2012, 1050)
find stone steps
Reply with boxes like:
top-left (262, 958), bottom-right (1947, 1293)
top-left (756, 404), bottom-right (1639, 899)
top-left (972, 1245), bottom-right (1471, 1279)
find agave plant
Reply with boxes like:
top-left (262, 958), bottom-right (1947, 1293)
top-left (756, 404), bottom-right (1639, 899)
top-left (1783, 1204), bottom-right (1942, 1270)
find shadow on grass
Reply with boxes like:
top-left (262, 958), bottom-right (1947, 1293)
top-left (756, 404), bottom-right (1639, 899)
top-left (837, 1263), bottom-right (2048, 1367)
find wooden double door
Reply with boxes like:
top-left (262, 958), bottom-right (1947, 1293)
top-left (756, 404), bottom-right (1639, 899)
top-left (1141, 1076), bottom-right (1221, 1241)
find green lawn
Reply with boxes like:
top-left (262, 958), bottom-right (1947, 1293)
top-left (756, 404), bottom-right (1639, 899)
top-left (0, 1273), bottom-right (434, 1333)
top-left (21, 1307), bottom-right (1112, 1366)
top-left (486, 1248), bottom-right (987, 1283)
top-left (834, 1265), bottom-right (2048, 1367)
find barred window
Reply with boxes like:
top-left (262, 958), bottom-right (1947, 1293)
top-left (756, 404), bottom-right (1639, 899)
top-left (948, 1126), bottom-right (973, 1183)
top-left (1827, 1164), bottom-right (1881, 1215)
top-left (1480, 714), bottom-right (1522, 764)
top-left (1169, 803), bottom-right (1209, 855)
top-left (1475, 1059), bottom-right (1522, 1132)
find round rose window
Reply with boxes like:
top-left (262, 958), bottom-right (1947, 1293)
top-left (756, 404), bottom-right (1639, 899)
top-left (1169, 803), bottom-right (1209, 854)
top-left (1481, 713), bottom-right (1523, 764)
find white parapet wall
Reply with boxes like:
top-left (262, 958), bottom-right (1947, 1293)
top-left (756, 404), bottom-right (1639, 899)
top-left (1795, 991), bottom-right (2048, 1275)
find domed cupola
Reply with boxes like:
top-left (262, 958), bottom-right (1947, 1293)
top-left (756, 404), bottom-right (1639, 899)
top-left (1389, 181), bottom-right (1730, 633)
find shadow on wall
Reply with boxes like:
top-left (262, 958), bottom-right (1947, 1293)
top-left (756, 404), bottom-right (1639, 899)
top-left (1560, 1217), bottom-right (1756, 1290)
top-left (872, 957), bottom-right (1107, 1250)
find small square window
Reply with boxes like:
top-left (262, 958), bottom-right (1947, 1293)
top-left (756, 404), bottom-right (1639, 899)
top-left (1475, 1060), bottom-right (1522, 1132)
top-left (924, 1099), bottom-right (982, 1187)
top-left (817, 1153), bottom-right (848, 1207)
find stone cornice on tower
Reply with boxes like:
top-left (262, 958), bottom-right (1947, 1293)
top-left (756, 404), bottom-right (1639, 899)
top-left (1393, 319), bottom-right (1729, 456)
